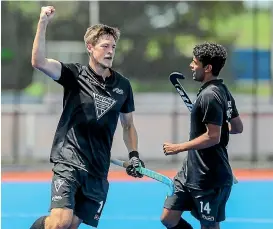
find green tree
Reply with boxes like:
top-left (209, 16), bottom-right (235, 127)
top-left (2, 1), bottom-right (245, 91)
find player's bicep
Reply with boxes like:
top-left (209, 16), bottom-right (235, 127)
top-left (201, 92), bottom-right (223, 126)
top-left (120, 112), bottom-right (134, 129)
top-left (33, 58), bottom-right (62, 80)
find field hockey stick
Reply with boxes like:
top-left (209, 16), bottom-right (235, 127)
top-left (110, 158), bottom-right (175, 195)
top-left (169, 72), bottom-right (238, 184)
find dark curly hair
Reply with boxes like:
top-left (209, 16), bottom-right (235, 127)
top-left (193, 42), bottom-right (227, 76)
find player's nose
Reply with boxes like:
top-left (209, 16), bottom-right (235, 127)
top-left (108, 47), bottom-right (114, 54)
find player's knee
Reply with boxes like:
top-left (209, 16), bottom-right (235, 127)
top-left (46, 209), bottom-right (73, 229)
top-left (161, 217), bottom-right (193, 229)
top-left (160, 210), bottom-right (180, 228)
top-left (161, 216), bottom-right (173, 228)
top-left (160, 212), bottom-right (173, 227)
top-left (68, 216), bottom-right (82, 229)
top-left (160, 214), bottom-right (169, 227)
top-left (29, 216), bottom-right (47, 229)
top-left (201, 222), bottom-right (219, 229)
top-left (53, 218), bottom-right (72, 229)
top-left (46, 218), bottom-right (71, 229)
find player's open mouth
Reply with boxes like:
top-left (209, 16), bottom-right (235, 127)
top-left (104, 57), bottom-right (112, 60)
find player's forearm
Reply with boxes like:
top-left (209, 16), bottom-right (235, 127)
top-left (228, 123), bottom-right (243, 134)
top-left (123, 124), bottom-right (138, 152)
top-left (229, 123), bottom-right (238, 134)
top-left (31, 20), bottom-right (48, 67)
top-left (178, 132), bottom-right (219, 152)
top-left (229, 116), bottom-right (243, 134)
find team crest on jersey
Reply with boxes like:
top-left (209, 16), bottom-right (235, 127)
top-left (54, 179), bottom-right (64, 192)
top-left (113, 87), bottom-right (124, 95)
top-left (93, 93), bottom-right (117, 120)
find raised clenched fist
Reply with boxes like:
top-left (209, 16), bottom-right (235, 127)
top-left (40, 6), bottom-right (55, 22)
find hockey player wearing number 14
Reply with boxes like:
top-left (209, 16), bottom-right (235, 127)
top-left (161, 43), bottom-right (244, 229)
top-left (29, 5), bottom-right (145, 229)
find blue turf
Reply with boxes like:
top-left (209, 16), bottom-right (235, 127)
top-left (2, 180), bottom-right (273, 229)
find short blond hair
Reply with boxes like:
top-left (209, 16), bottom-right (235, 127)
top-left (84, 24), bottom-right (120, 47)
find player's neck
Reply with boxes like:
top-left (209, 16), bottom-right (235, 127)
top-left (89, 60), bottom-right (111, 80)
top-left (202, 74), bottom-right (217, 84)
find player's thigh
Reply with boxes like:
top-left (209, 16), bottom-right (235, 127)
top-left (190, 186), bottom-right (232, 228)
top-left (74, 174), bottom-right (109, 228)
top-left (162, 180), bottom-right (193, 227)
top-left (163, 191), bottom-right (192, 215)
top-left (215, 186), bottom-right (232, 223)
top-left (45, 208), bottom-right (74, 229)
top-left (161, 208), bottom-right (184, 228)
top-left (68, 215), bottom-right (82, 229)
top-left (50, 163), bottom-right (80, 210)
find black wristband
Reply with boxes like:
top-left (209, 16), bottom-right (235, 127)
top-left (129, 151), bottom-right (139, 159)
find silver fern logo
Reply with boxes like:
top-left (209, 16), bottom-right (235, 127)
top-left (93, 93), bottom-right (117, 120)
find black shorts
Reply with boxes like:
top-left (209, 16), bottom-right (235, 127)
top-left (164, 178), bottom-right (232, 227)
top-left (50, 163), bottom-right (109, 228)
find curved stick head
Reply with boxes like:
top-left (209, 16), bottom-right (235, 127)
top-left (169, 72), bottom-right (185, 83)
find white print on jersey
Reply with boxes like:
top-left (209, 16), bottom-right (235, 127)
top-left (112, 88), bottom-right (124, 95)
top-left (93, 93), bottom-right (117, 120)
top-left (226, 100), bottom-right (232, 119)
top-left (54, 179), bottom-right (64, 192)
top-left (52, 195), bottom-right (62, 201)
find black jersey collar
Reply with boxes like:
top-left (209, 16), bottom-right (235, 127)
top-left (87, 65), bottom-right (115, 85)
top-left (197, 79), bottom-right (223, 95)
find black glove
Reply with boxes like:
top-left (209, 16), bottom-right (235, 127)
top-left (126, 151), bottom-right (145, 178)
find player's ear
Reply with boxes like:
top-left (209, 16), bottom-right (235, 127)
top-left (204, 64), bottom-right (212, 73)
top-left (86, 43), bottom-right (93, 54)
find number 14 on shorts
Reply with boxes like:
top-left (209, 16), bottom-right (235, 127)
top-left (200, 201), bottom-right (211, 214)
